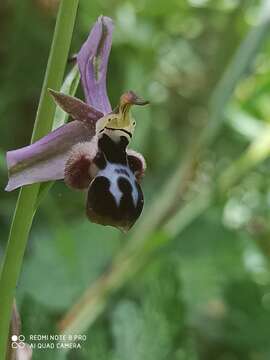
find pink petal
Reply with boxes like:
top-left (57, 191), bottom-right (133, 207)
top-left (49, 90), bottom-right (104, 122)
top-left (6, 121), bottom-right (96, 191)
top-left (77, 16), bottom-right (113, 114)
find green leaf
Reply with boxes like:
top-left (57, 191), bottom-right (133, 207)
top-left (19, 219), bottom-right (121, 310)
top-left (112, 300), bottom-right (171, 360)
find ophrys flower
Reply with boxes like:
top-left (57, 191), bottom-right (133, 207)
top-left (5, 16), bottom-right (148, 232)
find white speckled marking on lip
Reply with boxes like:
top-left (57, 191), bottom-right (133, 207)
top-left (97, 161), bottom-right (138, 207)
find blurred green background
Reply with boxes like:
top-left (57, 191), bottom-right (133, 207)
top-left (1, 0), bottom-right (270, 359)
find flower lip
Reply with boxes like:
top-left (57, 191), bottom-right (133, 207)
top-left (86, 174), bottom-right (144, 233)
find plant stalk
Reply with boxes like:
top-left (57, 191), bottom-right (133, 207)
top-left (0, 1), bottom-right (79, 358)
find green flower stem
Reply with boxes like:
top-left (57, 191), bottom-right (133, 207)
top-left (0, 1), bottom-right (78, 358)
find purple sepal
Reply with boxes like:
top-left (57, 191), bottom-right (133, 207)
top-left (77, 16), bottom-right (113, 114)
top-left (5, 121), bottom-right (96, 191)
top-left (5, 16), bottom-right (114, 192)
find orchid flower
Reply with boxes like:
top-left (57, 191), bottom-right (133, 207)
top-left (5, 16), bottom-right (148, 232)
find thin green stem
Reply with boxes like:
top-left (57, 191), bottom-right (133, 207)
top-left (0, 1), bottom-right (79, 358)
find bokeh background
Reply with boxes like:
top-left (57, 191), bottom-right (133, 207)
top-left (1, 0), bottom-right (270, 359)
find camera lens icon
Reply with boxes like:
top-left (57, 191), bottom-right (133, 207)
top-left (11, 334), bottom-right (25, 349)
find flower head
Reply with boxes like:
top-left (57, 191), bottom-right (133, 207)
top-left (5, 16), bottom-right (148, 231)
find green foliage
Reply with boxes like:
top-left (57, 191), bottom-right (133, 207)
top-left (19, 215), bottom-right (121, 310)
top-left (2, 0), bottom-right (270, 359)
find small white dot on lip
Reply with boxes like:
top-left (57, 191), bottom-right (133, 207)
top-left (11, 335), bottom-right (17, 341)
